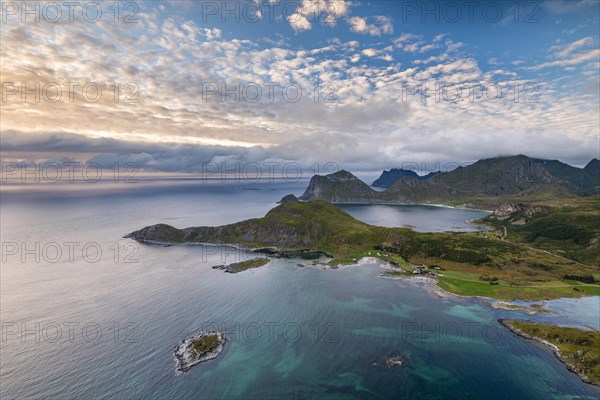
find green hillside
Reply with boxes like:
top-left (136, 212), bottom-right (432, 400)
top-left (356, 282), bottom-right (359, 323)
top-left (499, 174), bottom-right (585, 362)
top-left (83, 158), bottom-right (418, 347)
top-left (127, 199), bottom-right (600, 300)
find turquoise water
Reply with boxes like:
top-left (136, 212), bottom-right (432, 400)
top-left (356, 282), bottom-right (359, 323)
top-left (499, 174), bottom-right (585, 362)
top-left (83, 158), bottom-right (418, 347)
top-left (1, 180), bottom-right (598, 399)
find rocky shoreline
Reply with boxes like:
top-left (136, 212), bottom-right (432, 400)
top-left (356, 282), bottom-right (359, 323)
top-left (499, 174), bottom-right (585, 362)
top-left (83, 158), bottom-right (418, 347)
top-left (499, 319), bottom-right (596, 386)
top-left (174, 331), bottom-right (226, 374)
top-left (490, 302), bottom-right (541, 315)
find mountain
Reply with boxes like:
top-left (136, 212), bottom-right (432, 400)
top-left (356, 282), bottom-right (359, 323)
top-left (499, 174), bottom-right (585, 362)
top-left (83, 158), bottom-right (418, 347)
top-left (584, 158), bottom-right (600, 176)
top-left (299, 170), bottom-right (382, 203)
top-left (302, 155), bottom-right (599, 204)
top-left (583, 159), bottom-right (600, 192)
top-left (372, 169), bottom-right (416, 188)
top-left (372, 168), bottom-right (435, 188)
top-left (388, 155), bottom-right (562, 202)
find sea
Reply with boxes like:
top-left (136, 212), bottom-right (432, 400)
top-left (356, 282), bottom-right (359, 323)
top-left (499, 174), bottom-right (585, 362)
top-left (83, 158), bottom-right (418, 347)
top-left (1, 178), bottom-right (598, 399)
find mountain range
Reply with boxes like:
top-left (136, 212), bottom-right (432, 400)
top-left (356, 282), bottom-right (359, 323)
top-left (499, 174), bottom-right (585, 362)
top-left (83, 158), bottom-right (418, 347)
top-left (300, 155), bottom-right (599, 204)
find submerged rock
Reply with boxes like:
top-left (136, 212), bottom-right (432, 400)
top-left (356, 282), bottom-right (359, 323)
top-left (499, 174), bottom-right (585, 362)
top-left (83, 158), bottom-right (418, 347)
top-left (385, 356), bottom-right (407, 367)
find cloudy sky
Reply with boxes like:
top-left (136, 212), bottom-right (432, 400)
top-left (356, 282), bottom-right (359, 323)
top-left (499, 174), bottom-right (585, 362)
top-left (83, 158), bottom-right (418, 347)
top-left (1, 0), bottom-right (599, 174)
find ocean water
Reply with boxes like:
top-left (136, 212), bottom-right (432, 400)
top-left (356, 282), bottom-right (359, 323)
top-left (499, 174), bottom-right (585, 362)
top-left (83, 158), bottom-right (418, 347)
top-left (1, 179), bottom-right (598, 399)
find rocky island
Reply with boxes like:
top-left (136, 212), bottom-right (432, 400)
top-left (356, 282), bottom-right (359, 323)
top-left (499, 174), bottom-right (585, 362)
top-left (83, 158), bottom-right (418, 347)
top-left (212, 257), bottom-right (270, 273)
top-left (174, 331), bottom-right (226, 373)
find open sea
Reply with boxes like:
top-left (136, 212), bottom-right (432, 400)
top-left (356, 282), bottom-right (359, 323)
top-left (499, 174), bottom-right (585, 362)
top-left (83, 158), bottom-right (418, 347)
top-left (1, 178), bottom-right (598, 399)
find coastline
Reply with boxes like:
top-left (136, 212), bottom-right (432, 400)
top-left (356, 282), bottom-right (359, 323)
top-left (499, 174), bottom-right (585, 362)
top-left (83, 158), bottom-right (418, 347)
top-left (498, 319), bottom-right (598, 387)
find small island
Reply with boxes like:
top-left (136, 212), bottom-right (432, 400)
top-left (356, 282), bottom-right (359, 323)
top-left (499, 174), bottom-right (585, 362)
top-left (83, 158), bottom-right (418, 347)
top-left (174, 331), bottom-right (226, 373)
top-left (212, 258), bottom-right (270, 273)
top-left (500, 320), bottom-right (600, 386)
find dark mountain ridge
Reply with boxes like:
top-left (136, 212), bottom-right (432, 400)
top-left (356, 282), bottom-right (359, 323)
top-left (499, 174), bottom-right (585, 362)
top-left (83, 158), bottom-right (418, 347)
top-left (371, 168), bottom-right (437, 188)
top-left (301, 155), bottom-right (599, 204)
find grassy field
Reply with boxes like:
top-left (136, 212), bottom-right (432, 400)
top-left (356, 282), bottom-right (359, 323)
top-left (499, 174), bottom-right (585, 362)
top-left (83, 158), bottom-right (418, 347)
top-left (191, 334), bottom-right (221, 357)
top-left (437, 272), bottom-right (600, 300)
top-left (502, 320), bottom-right (600, 386)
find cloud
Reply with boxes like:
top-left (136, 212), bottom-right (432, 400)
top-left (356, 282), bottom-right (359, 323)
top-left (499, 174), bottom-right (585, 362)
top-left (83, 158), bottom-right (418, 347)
top-left (2, 2), bottom-right (598, 173)
top-left (553, 36), bottom-right (594, 58)
top-left (543, 0), bottom-right (597, 14)
top-left (394, 33), bottom-right (449, 53)
top-left (347, 15), bottom-right (393, 36)
top-left (361, 48), bottom-right (377, 57)
top-left (287, 14), bottom-right (312, 31)
top-left (413, 54), bottom-right (449, 65)
top-left (529, 48), bottom-right (600, 70)
top-left (286, 0), bottom-right (352, 31)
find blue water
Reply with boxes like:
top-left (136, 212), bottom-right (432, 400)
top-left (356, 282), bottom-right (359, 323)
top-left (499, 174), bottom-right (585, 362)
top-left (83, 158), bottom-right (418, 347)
top-left (337, 204), bottom-right (489, 232)
top-left (513, 297), bottom-right (600, 330)
top-left (1, 179), bottom-right (598, 399)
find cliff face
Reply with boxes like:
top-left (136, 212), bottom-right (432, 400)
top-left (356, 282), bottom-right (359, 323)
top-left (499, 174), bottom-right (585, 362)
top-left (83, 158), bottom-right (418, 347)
top-left (490, 203), bottom-right (546, 219)
top-left (583, 159), bottom-right (600, 192)
top-left (299, 170), bottom-right (381, 203)
top-left (584, 158), bottom-right (600, 176)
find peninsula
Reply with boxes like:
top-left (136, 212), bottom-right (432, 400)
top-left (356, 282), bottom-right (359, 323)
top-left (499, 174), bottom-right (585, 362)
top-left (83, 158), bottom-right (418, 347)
top-left (126, 196), bottom-right (599, 301)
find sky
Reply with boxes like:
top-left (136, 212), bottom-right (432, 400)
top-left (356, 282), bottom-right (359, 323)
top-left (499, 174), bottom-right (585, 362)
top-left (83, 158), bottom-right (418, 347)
top-left (1, 0), bottom-right (599, 175)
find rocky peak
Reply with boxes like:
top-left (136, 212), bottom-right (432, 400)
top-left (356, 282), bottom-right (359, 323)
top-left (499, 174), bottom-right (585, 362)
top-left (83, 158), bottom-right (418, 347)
top-left (584, 159), bottom-right (599, 175)
top-left (326, 170), bottom-right (360, 182)
top-left (299, 170), bottom-right (377, 202)
top-left (491, 202), bottom-right (546, 222)
top-left (278, 194), bottom-right (300, 204)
